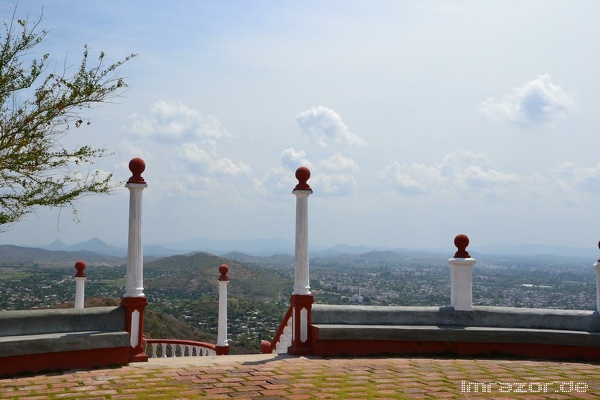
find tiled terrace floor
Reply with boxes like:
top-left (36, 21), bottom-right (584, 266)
top-left (0, 354), bottom-right (599, 399)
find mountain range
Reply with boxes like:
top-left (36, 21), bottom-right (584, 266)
top-left (41, 237), bottom-right (298, 257)
top-left (1, 236), bottom-right (598, 267)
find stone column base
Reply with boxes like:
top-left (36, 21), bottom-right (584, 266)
top-left (121, 296), bottom-right (149, 362)
top-left (288, 294), bottom-right (314, 355)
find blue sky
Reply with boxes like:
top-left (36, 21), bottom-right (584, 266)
top-left (1, 1), bottom-right (600, 251)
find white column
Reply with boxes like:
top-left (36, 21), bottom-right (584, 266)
top-left (74, 260), bottom-right (86, 309)
top-left (124, 182), bottom-right (147, 297)
top-left (293, 189), bottom-right (312, 295)
top-left (121, 158), bottom-right (149, 362)
top-left (448, 234), bottom-right (475, 311)
top-left (288, 167), bottom-right (314, 355)
top-left (217, 264), bottom-right (229, 351)
top-left (74, 277), bottom-right (86, 309)
top-left (448, 258), bottom-right (476, 311)
top-left (594, 261), bottom-right (600, 312)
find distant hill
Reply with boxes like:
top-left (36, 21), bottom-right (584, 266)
top-left (476, 243), bottom-right (598, 260)
top-left (163, 237), bottom-right (296, 256)
top-left (358, 250), bottom-right (406, 263)
top-left (0, 244), bottom-right (122, 267)
top-left (222, 252), bottom-right (294, 269)
top-left (144, 251), bottom-right (289, 300)
top-left (42, 237), bottom-right (189, 258)
top-left (43, 237), bottom-right (126, 256)
top-left (4, 235), bottom-right (598, 268)
top-left (322, 243), bottom-right (387, 254)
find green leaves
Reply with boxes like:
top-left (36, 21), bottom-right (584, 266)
top-left (0, 10), bottom-right (135, 227)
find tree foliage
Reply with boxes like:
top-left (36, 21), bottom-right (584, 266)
top-left (0, 11), bottom-right (135, 227)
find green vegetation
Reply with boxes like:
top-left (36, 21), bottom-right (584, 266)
top-left (0, 9), bottom-right (135, 227)
top-left (0, 267), bottom-right (30, 280)
top-left (0, 249), bottom-right (596, 354)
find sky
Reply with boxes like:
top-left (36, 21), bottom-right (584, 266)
top-left (1, 1), bottom-right (600, 252)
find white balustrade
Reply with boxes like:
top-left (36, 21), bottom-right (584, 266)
top-left (146, 340), bottom-right (217, 358)
top-left (274, 316), bottom-right (293, 354)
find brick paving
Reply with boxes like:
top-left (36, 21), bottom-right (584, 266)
top-left (0, 354), bottom-right (599, 399)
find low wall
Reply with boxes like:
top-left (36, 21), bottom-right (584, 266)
top-left (311, 305), bottom-right (600, 360)
top-left (0, 307), bottom-right (130, 376)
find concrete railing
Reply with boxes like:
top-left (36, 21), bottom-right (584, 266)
top-left (145, 339), bottom-right (216, 358)
top-left (0, 306), bottom-right (130, 375)
top-left (261, 306), bottom-right (293, 355)
top-left (259, 165), bottom-right (600, 362)
top-left (309, 304), bottom-right (600, 359)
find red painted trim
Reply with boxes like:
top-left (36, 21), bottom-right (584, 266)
top-left (121, 297), bottom-right (149, 362)
top-left (288, 294), bottom-right (314, 356)
top-left (263, 305), bottom-right (293, 354)
top-left (0, 347), bottom-right (130, 376)
top-left (215, 345), bottom-right (230, 355)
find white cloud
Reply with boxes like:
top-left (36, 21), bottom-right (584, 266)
top-left (254, 150), bottom-right (360, 197)
top-left (279, 148), bottom-right (312, 171)
top-left (208, 157), bottom-right (251, 177)
top-left (380, 152), bottom-right (600, 212)
top-left (179, 142), bottom-right (212, 164)
top-left (312, 153), bottom-right (360, 196)
top-left (122, 101), bottom-right (249, 197)
top-left (319, 153), bottom-right (360, 172)
top-left (552, 162), bottom-right (600, 195)
top-left (296, 106), bottom-right (366, 147)
top-left (314, 173), bottom-right (357, 196)
top-left (253, 148), bottom-right (310, 196)
top-left (440, 151), bottom-right (519, 190)
top-left (380, 151), bottom-right (519, 197)
top-left (253, 166), bottom-right (296, 197)
top-left (128, 100), bottom-right (230, 142)
top-left (379, 162), bottom-right (442, 195)
top-left (480, 74), bottom-right (573, 127)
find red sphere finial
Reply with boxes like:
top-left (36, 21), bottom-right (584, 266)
top-left (259, 340), bottom-right (272, 354)
top-left (454, 234), bottom-right (470, 258)
top-left (127, 157), bottom-right (146, 184)
top-left (294, 166), bottom-right (311, 190)
top-left (74, 260), bottom-right (86, 277)
top-left (219, 264), bottom-right (229, 281)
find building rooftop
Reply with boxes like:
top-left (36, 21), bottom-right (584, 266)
top-left (1, 354), bottom-right (598, 399)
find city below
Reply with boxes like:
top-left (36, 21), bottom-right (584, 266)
top-left (0, 239), bottom-right (597, 352)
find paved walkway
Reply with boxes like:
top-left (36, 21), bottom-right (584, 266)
top-left (1, 354), bottom-right (599, 399)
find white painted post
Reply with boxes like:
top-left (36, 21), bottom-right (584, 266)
top-left (293, 167), bottom-right (313, 295)
top-left (289, 166), bottom-right (314, 355)
top-left (121, 157), bottom-right (149, 362)
top-left (595, 262), bottom-right (600, 312)
top-left (74, 260), bottom-right (86, 309)
top-left (216, 264), bottom-right (230, 355)
top-left (594, 241), bottom-right (600, 312)
top-left (124, 158), bottom-right (148, 298)
top-left (448, 234), bottom-right (476, 311)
